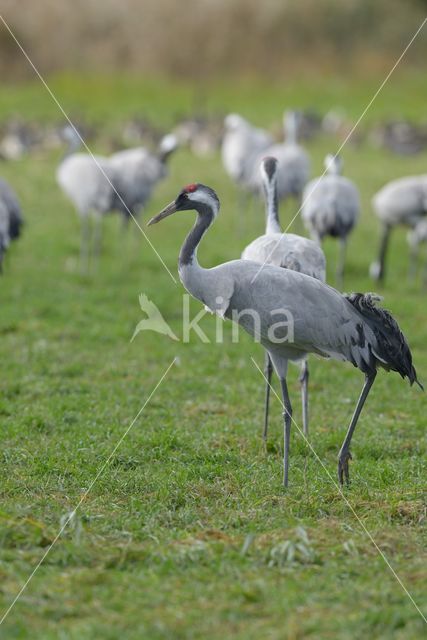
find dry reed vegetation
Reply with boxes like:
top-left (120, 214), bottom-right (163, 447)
top-left (0, 0), bottom-right (426, 80)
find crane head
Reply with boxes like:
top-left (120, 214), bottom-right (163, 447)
top-left (224, 113), bottom-right (247, 131)
top-left (148, 184), bottom-right (220, 225)
top-left (260, 156), bottom-right (278, 183)
top-left (324, 153), bottom-right (343, 175)
top-left (158, 133), bottom-right (178, 162)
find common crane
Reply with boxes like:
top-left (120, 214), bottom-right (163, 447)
top-left (148, 183), bottom-right (421, 487)
top-left (241, 157), bottom-right (326, 438)
top-left (221, 114), bottom-right (273, 191)
top-left (302, 154), bottom-right (360, 288)
top-left (370, 175), bottom-right (427, 283)
top-left (252, 111), bottom-right (310, 207)
top-left (57, 127), bottom-right (178, 269)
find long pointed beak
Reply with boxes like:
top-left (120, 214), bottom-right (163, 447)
top-left (147, 201), bottom-right (177, 226)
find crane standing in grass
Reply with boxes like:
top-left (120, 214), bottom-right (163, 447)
top-left (302, 154), bottom-right (360, 288)
top-left (148, 182), bottom-right (422, 487)
top-left (370, 175), bottom-right (427, 283)
top-left (56, 126), bottom-right (178, 270)
top-left (241, 156), bottom-right (326, 438)
top-left (0, 177), bottom-right (24, 272)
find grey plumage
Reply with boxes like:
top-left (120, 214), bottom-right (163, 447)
top-left (0, 177), bottom-right (24, 270)
top-left (222, 111), bottom-right (310, 214)
top-left (302, 154), bottom-right (360, 287)
top-left (148, 183), bottom-right (421, 487)
top-left (371, 175), bottom-right (427, 282)
top-left (251, 112), bottom-right (310, 204)
top-left (242, 156), bottom-right (326, 436)
top-left (57, 131), bottom-right (178, 269)
top-left (242, 157), bottom-right (325, 278)
top-left (221, 114), bottom-right (273, 189)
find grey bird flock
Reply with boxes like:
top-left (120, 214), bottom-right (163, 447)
top-left (1, 107), bottom-right (425, 489)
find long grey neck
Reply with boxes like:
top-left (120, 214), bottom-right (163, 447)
top-left (284, 113), bottom-right (298, 144)
top-left (264, 179), bottom-right (281, 235)
top-left (179, 205), bottom-right (214, 269)
top-left (159, 148), bottom-right (174, 164)
top-left (327, 161), bottom-right (341, 176)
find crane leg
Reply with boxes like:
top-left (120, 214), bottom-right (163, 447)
top-left (127, 210), bottom-right (141, 255)
top-left (310, 231), bottom-right (322, 247)
top-left (263, 352), bottom-right (273, 443)
top-left (80, 215), bottom-right (91, 274)
top-left (279, 377), bottom-right (292, 488)
top-left (122, 213), bottom-right (131, 232)
top-left (372, 225), bottom-right (391, 283)
top-left (336, 237), bottom-right (347, 290)
top-left (93, 212), bottom-right (103, 262)
top-left (337, 371), bottom-right (376, 485)
top-left (299, 359), bottom-right (309, 437)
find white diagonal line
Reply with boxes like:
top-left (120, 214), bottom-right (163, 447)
top-left (250, 356), bottom-right (427, 624)
top-left (250, 16), bottom-right (427, 284)
top-left (0, 14), bottom-right (177, 285)
top-left (0, 357), bottom-right (177, 626)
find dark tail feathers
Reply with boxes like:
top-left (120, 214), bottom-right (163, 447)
top-left (345, 293), bottom-right (423, 390)
top-left (8, 208), bottom-right (24, 241)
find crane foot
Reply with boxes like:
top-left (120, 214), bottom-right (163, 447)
top-left (338, 450), bottom-right (352, 486)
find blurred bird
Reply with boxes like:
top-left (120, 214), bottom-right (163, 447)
top-left (252, 111), bottom-right (311, 207)
top-left (302, 154), bottom-right (360, 288)
top-left (242, 157), bottom-right (326, 437)
top-left (56, 125), bottom-right (178, 270)
top-left (370, 120), bottom-right (427, 156)
top-left (0, 120), bottom-right (38, 160)
top-left (0, 177), bottom-right (24, 272)
top-left (173, 114), bottom-right (222, 157)
top-left (221, 114), bottom-right (273, 191)
top-left (370, 175), bottom-right (427, 283)
top-left (148, 182), bottom-right (421, 487)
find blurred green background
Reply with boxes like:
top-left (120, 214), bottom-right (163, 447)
top-left (1, 0), bottom-right (427, 80)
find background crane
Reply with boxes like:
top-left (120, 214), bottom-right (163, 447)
top-left (241, 156), bottom-right (326, 438)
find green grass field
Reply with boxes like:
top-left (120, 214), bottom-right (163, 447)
top-left (0, 74), bottom-right (426, 639)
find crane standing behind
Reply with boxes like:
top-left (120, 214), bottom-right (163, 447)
top-left (302, 154), bottom-right (360, 288)
top-left (242, 156), bottom-right (326, 438)
top-left (57, 128), bottom-right (178, 270)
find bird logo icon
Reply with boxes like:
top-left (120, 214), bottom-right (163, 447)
top-left (131, 294), bottom-right (179, 342)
